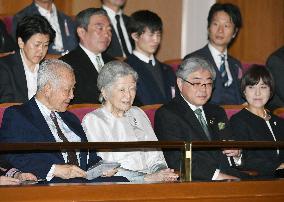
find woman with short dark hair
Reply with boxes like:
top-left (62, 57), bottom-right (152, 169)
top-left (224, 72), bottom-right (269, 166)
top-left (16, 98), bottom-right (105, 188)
top-left (230, 65), bottom-right (284, 178)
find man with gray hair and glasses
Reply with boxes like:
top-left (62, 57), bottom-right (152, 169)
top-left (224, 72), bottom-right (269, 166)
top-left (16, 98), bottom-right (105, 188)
top-left (0, 59), bottom-right (126, 183)
top-left (154, 56), bottom-right (248, 181)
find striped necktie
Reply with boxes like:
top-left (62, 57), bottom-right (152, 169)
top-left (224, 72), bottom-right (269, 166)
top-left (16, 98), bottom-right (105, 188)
top-left (194, 108), bottom-right (211, 140)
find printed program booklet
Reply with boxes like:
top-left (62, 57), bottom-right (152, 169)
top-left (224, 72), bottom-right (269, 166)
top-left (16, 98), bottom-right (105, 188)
top-left (86, 160), bottom-right (121, 180)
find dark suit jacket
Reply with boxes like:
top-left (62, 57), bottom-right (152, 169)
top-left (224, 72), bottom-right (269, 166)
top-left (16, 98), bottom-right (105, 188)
top-left (154, 93), bottom-right (244, 180)
top-left (230, 108), bottom-right (284, 176)
top-left (0, 98), bottom-right (101, 179)
top-left (266, 46), bottom-right (284, 110)
top-left (60, 46), bottom-right (114, 104)
top-left (105, 14), bottom-right (132, 58)
top-left (0, 50), bottom-right (29, 103)
top-left (12, 2), bottom-right (77, 54)
top-left (125, 54), bottom-right (176, 105)
top-left (184, 45), bottom-right (243, 105)
top-left (0, 158), bottom-right (13, 176)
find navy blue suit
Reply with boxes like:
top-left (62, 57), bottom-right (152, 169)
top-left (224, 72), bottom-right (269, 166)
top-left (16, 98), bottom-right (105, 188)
top-left (184, 45), bottom-right (244, 105)
top-left (12, 2), bottom-right (77, 54)
top-left (0, 98), bottom-right (126, 182)
top-left (125, 54), bottom-right (176, 105)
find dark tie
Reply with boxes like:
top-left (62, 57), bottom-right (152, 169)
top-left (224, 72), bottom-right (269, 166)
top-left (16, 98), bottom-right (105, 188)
top-left (219, 54), bottom-right (229, 87)
top-left (115, 15), bottom-right (130, 56)
top-left (148, 59), bottom-right (153, 67)
top-left (50, 111), bottom-right (79, 166)
top-left (194, 108), bottom-right (211, 140)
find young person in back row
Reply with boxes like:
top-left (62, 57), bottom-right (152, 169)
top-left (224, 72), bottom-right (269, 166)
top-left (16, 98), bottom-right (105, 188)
top-left (184, 3), bottom-right (244, 105)
top-left (124, 10), bottom-right (176, 105)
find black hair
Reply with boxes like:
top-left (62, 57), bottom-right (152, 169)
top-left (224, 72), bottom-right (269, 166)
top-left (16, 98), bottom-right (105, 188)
top-left (241, 65), bottom-right (274, 98)
top-left (207, 3), bottom-right (242, 32)
top-left (16, 15), bottom-right (55, 44)
top-left (128, 10), bottom-right (162, 36)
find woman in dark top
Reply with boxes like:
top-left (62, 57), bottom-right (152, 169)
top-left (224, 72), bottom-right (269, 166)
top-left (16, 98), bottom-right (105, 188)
top-left (0, 158), bottom-right (37, 185)
top-left (230, 65), bottom-right (284, 177)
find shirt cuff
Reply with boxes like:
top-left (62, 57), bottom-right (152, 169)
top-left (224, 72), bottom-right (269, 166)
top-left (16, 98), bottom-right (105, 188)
top-left (233, 154), bottom-right (242, 166)
top-left (212, 169), bottom-right (220, 180)
top-left (46, 164), bottom-right (56, 181)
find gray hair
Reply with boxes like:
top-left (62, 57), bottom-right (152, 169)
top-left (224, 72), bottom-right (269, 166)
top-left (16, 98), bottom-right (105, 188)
top-left (37, 59), bottom-right (73, 91)
top-left (176, 56), bottom-right (216, 81)
top-left (97, 61), bottom-right (138, 103)
top-left (76, 8), bottom-right (109, 30)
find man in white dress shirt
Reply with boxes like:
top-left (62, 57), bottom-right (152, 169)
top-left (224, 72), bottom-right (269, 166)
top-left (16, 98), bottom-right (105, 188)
top-left (102, 0), bottom-right (132, 57)
top-left (12, 0), bottom-right (78, 55)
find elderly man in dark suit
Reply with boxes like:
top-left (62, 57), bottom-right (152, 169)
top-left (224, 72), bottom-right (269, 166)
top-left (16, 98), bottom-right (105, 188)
top-left (12, 0), bottom-right (77, 55)
top-left (184, 3), bottom-right (244, 105)
top-left (0, 59), bottom-right (126, 183)
top-left (154, 56), bottom-right (247, 181)
top-left (102, 0), bottom-right (132, 58)
top-left (60, 8), bottom-right (114, 104)
top-left (266, 46), bottom-right (284, 110)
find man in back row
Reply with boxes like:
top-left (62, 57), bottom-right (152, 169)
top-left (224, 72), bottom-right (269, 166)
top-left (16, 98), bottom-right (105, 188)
top-left (125, 10), bottom-right (176, 105)
top-left (12, 0), bottom-right (77, 55)
top-left (60, 8), bottom-right (114, 104)
top-left (184, 3), bottom-right (244, 105)
top-left (0, 59), bottom-right (126, 183)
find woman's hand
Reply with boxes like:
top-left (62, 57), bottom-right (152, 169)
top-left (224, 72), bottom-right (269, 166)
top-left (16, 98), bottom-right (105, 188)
top-left (144, 168), bottom-right (179, 182)
top-left (102, 168), bottom-right (118, 177)
top-left (16, 172), bottom-right (38, 181)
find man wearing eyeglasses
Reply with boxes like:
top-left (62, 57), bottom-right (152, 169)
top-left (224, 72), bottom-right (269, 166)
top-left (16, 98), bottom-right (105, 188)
top-left (154, 56), bottom-right (248, 181)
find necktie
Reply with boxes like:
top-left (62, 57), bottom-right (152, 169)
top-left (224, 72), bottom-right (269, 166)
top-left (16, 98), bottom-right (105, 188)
top-left (50, 112), bottom-right (79, 166)
top-left (115, 15), bottom-right (130, 56)
top-left (220, 54), bottom-right (229, 86)
top-left (148, 59), bottom-right (153, 67)
top-left (194, 108), bottom-right (211, 140)
top-left (96, 55), bottom-right (103, 72)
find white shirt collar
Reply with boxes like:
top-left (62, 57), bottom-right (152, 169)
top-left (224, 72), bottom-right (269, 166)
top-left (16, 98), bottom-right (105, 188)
top-left (36, 3), bottom-right (57, 17)
top-left (133, 50), bottom-right (155, 66)
top-left (79, 44), bottom-right (103, 72)
top-left (208, 43), bottom-right (227, 65)
top-left (102, 5), bottom-right (122, 19)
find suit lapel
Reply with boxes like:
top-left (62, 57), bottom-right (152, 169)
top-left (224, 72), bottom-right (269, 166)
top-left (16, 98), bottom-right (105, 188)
top-left (10, 51), bottom-right (28, 100)
top-left (175, 94), bottom-right (209, 140)
top-left (27, 98), bottom-right (56, 142)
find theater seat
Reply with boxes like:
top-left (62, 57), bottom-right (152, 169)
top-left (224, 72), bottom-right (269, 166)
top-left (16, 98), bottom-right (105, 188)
top-left (221, 104), bottom-right (245, 119)
top-left (140, 104), bottom-right (162, 128)
top-left (0, 103), bottom-right (21, 126)
top-left (273, 107), bottom-right (284, 119)
top-left (163, 58), bottom-right (182, 72)
top-left (67, 104), bottom-right (101, 122)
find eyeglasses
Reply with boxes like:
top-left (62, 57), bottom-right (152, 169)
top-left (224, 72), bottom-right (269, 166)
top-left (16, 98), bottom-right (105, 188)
top-left (182, 78), bottom-right (213, 89)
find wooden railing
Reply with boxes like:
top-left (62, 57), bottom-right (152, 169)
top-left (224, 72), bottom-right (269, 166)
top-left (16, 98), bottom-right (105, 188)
top-left (1, 141), bottom-right (284, 202)
top-left (1, 141), bottom-right (284, 181)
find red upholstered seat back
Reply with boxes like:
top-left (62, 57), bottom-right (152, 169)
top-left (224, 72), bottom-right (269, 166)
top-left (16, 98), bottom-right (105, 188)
top-left (273, 108), bottom-right (284, 119)
top-left (221, 105), bottom-right (245, 119)
top-left (67, 104), bottom-right (101, 122)
top-left (0, 103), bottom-right (21, 126)
top-left (140, 104), bottom-right (162, 128)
